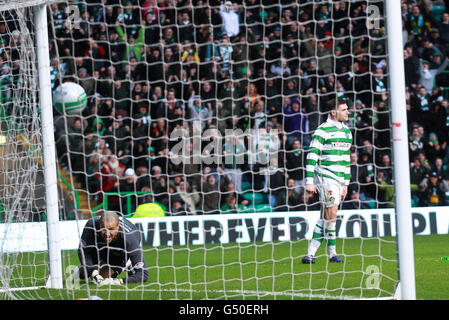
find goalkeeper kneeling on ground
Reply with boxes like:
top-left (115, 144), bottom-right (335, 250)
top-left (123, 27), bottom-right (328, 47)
top-left (72, 210), bottom-right (149, 286)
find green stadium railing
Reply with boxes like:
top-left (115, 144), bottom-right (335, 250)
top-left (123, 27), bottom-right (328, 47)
top-left (93, 191), bottom-right (154, 218)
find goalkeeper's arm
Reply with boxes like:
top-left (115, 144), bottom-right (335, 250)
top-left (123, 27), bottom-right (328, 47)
top-left (77, 243), bottom-right (98, 278)
top-left (123, 233), bottom-right (149, 284)
top-left (123, 247), bottom-right (149, 284)
top-left (77, 219), bottom-right (101, 279)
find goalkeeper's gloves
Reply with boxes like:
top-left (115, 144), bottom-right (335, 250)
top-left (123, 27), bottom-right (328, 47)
top-left (97, 278), bottom-right (123, 286)
top-left (91, 270), bottom-right (124, 286)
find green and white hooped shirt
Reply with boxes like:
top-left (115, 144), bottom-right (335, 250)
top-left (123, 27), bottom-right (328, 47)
top-left (306, 118), bottom-right (353, 186)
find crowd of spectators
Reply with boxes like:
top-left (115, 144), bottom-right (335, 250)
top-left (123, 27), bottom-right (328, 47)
top-left (2, 0), bottom-right (449, 217)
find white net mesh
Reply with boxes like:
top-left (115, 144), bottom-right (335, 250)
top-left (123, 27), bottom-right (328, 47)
top-left (0, 6), bottom-right (48, 298)
top-left (0, 0), bottom-right (409, 300)
top-left (0, 0), bottom-right (61, 11)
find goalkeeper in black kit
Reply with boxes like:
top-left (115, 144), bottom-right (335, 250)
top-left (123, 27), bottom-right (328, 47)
top-left (72, 211), bottom-right (149, 286)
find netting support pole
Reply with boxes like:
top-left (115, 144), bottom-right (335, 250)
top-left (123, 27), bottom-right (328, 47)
top-left (385, 0), bottom-right (416, 300)
top-left (34, 3), bottom-right (63, 289)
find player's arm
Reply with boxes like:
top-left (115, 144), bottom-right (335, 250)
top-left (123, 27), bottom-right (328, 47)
top-left (124, 250), bottom-right (149, 284)
top-left (342, 134), bottom-right (352, 200)
top-left (77, 219), bottom-right (99, 278)
top-left (341, 155), bottom-right (351, 200)
top-left (305, 129), bottom-right (325, 193)
top-left (124, 233), bottom-right (149, 284)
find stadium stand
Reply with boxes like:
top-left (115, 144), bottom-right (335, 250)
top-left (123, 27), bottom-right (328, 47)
top-left (2, 0), bottom-right (449, 218)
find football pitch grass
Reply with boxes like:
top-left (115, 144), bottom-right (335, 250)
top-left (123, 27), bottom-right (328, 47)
top-left (3, 234), bottom-right (449, 300)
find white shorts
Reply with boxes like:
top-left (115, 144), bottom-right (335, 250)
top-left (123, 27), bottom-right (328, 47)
top-left (314, 175), bottom-right (343, 208)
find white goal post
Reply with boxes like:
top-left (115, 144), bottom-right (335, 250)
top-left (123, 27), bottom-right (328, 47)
top-left (33, 0), bottom-right (63, 290)
top-left (385, 0), bottom-right (416, 300)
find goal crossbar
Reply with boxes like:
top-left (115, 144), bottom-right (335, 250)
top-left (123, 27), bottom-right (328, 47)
top-left (0, 0), bottom-right (63, 11)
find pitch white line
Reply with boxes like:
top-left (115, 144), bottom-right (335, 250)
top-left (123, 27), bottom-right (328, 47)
top-left (0, 287), bottom-right (394, 300)
top-left (141, 287), bottom-right (393, 300)
top-left (0, 286), bottom-right (46, 293)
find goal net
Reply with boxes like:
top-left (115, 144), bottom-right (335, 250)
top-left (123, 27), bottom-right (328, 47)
top-left (0, 0), bottom-right (408, 300)
top-left (0, 2), bottom-right (47, 298)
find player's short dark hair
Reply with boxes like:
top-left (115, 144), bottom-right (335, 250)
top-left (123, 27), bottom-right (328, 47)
top-left (324, 98), bottom-right (348, 113)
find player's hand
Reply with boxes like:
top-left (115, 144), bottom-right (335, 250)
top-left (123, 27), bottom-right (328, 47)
top-left (341, 185), bottom-right (348, 201)
top-left (91, 269), bottom-right (104, 285)
top-left (92, 271), bottom-right (123, 286)
top-left (305, 184), bottom-right (316, 194)
top-left (97, 278), bottom-right (124, 287)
